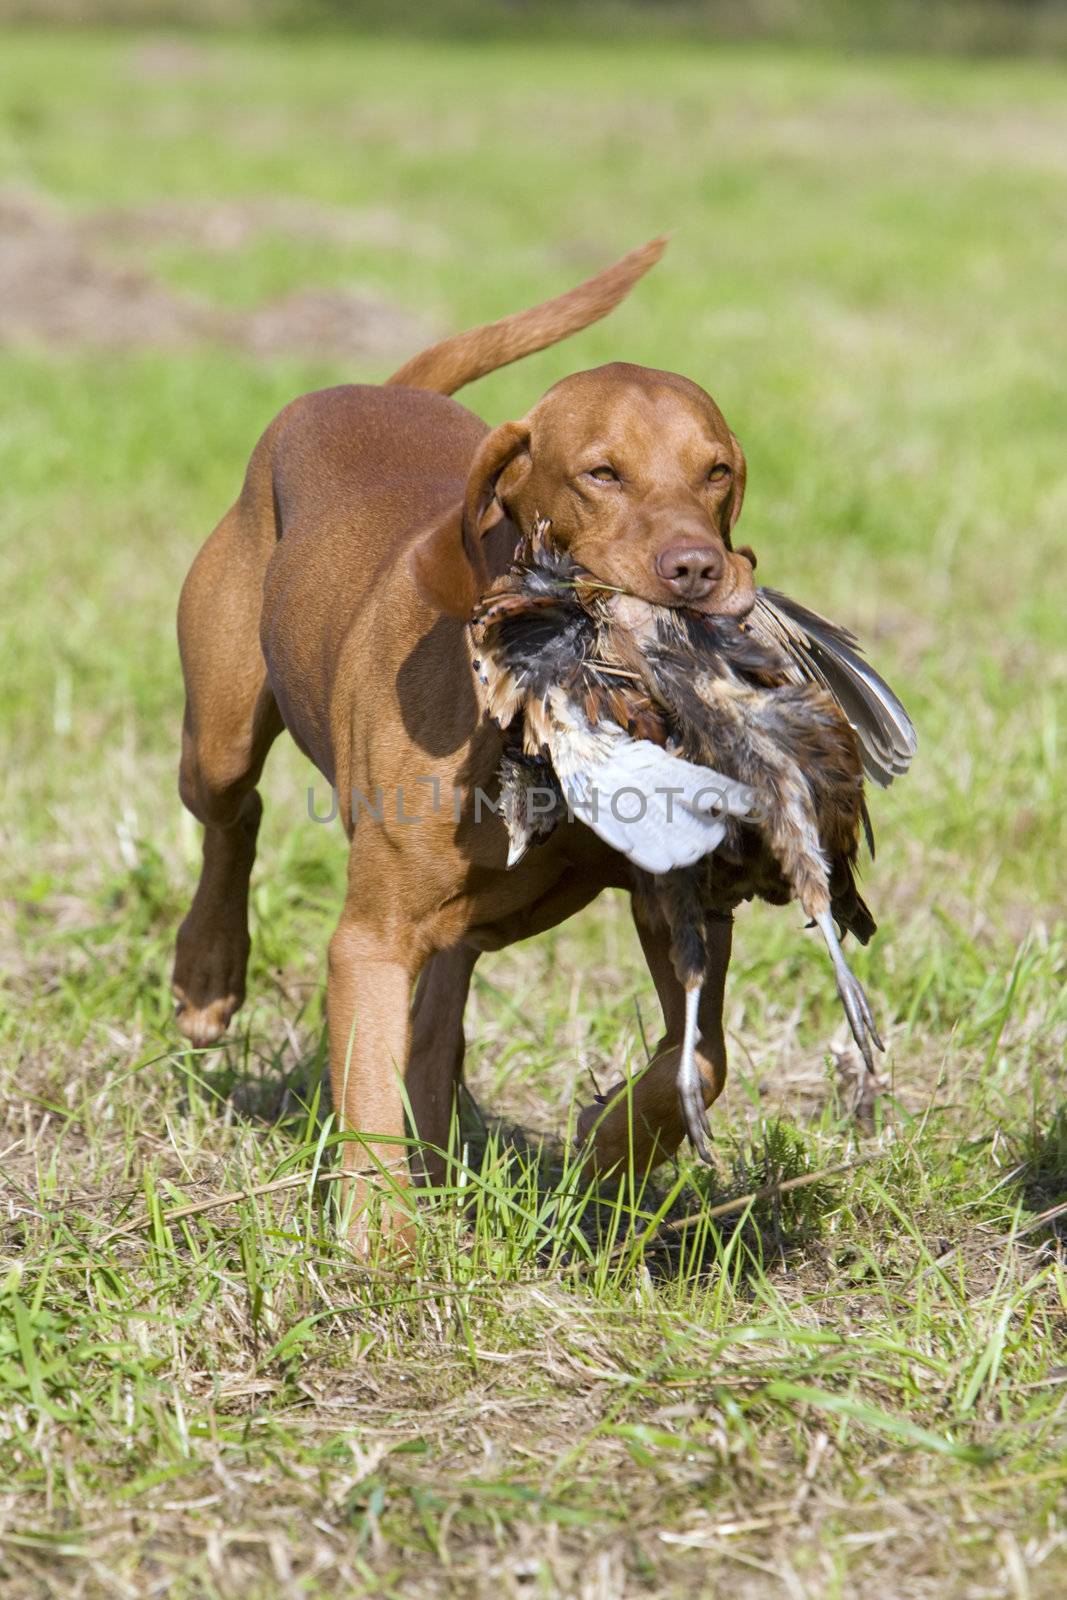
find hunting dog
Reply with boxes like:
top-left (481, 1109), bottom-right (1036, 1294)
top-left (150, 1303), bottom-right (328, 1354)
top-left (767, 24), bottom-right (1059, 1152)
top-left (172, 238), bottom-right (762, 1244)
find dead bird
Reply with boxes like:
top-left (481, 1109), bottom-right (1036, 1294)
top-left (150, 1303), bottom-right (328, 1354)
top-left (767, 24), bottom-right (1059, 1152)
top-left (471, 517), bottom-right (916, 1161)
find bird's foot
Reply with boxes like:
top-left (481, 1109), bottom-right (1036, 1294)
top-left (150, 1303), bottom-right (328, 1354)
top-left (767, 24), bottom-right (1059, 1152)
top-left (678, 1074), bottom-right (714, 1164)
top-left (835, 963), bottom-right (884, 1073)
top-left (813, 909), bottom-right (884, 1074)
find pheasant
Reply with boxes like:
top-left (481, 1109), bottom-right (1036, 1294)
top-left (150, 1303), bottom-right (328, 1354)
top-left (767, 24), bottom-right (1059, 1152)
top-left (470, 518), bottom-right (916, 1160)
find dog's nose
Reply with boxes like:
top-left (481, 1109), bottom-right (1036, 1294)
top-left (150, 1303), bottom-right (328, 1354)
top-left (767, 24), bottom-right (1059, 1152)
top-left (654, 541), bottom-right (724, 601)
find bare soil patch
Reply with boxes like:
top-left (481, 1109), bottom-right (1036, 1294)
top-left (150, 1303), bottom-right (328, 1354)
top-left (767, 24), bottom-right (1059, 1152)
top-left (124, 36), bottom-right (220, 82)
top-left (0, 189), bottom-right (436, 362)
top-left (79, 194), bottom-right (440, 256)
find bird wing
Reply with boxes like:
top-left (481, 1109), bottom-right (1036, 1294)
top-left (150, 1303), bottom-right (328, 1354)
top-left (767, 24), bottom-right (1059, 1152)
top-left (750, 588), bottom-right (917, 788)
top-left (541, 692), bottom-right (753, 876)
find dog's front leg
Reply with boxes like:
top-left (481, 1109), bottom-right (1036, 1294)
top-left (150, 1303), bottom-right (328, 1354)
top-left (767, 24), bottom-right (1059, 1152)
top-left (327, 905), bottom-right (422, 1253)
top-left (577, 910), bottom-right (732, 1176)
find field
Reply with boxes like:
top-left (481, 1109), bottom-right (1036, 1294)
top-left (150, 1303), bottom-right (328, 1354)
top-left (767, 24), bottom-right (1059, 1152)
top-left (1, 27), bottom-right (1065, 1599)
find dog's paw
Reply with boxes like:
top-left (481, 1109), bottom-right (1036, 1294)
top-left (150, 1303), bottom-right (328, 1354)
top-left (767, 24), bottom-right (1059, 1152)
top-left (172, 914), bottom-right (249, 1047)
top-left (172, 986), bottom-right (238, 1048)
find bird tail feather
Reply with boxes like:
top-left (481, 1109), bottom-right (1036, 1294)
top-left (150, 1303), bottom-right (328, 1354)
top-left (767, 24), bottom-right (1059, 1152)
top-left (753, 588), bottom-right (917, 788)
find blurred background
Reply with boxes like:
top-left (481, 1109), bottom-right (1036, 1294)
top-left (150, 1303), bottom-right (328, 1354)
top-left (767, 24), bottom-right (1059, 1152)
top-left (5, 1), bottom-right (1067, 53)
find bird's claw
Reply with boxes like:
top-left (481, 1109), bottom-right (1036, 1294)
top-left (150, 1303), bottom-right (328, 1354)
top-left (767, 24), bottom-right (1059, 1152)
top-left (814, 908), bottom-right (885, 1076)
top-left (835, 965), bottom-right (884, 1073)
top-left (678, 1078), bottom-right (714, 1164)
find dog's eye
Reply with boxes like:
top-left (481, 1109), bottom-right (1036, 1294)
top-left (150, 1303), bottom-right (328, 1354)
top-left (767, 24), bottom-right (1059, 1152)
top-left (706, 463), bottom-right (731, 483)
top-left (586, 465), bottom-right (620, 483)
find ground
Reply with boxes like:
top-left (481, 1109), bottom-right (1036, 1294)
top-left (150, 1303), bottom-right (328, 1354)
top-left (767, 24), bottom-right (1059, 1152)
top-left (1, 28), bottom-right (1065, 1600)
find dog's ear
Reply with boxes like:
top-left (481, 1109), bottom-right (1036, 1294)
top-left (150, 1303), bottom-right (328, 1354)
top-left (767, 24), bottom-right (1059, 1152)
top-left (463, 419), bottom-right (532, 538)
top-left (409, 421), bottom-right (531, 618)
top-left (724, 431), bottom-right (747, 537)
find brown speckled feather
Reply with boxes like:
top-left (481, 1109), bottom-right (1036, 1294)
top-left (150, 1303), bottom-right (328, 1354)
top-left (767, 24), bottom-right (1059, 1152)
top-left (470, 524), bottom-right (884, 943)
top-left (471, 520), bottom-right (913, 1151)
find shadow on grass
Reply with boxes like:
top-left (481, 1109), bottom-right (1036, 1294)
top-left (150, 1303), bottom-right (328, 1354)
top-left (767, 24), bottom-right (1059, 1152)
top-left (190, 1030), bottom-right (841, 1283)
top-left (448, 1089), bottom-right (838, 1284)
top-left (185, 1017), bottom-right (328, 1129)
top-left (1007, 1105), bottom-right (1067, 1243)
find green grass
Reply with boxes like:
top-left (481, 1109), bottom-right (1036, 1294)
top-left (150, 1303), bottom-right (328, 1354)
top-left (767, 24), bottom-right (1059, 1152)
top-left (2, 27), bottom-right (1066, 1599)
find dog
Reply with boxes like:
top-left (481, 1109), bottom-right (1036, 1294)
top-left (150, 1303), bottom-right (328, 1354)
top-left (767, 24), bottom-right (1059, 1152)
top-left (172, 238), bottom-right (764, 1245)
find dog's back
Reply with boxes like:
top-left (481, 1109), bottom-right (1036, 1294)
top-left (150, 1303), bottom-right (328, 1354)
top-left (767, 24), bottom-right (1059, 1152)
top-left (257, 384), bottom-right (485, 780)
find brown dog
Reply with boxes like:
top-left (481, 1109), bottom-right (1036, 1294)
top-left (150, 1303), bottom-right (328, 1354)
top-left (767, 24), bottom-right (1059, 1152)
top-left (172, 239), bottom-right (760, 1243)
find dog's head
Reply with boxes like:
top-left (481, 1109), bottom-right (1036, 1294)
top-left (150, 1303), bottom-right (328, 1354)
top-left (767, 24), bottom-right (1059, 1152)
top-left (411, 362), bottom-right (757, 619)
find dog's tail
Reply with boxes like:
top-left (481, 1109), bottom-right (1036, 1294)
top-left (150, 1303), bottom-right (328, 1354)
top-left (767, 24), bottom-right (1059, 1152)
top-left (385, 237), bottom-right (667, 397)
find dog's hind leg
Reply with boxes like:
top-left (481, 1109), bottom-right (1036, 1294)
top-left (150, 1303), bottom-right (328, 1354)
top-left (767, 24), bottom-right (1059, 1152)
top-left (173, 498), bottom-right (282, 1047)
top-left (406, 943), bottom-right (479, 1187)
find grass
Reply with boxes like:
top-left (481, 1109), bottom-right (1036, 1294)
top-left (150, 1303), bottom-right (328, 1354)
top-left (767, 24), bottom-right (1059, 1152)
top-left (1, 25), bottom-right (1066, 1599)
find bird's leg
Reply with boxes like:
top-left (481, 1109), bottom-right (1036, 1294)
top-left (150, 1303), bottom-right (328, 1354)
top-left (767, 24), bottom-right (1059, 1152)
top-left (813, 908), bottom-right (884, 1071)
top-left (677, 980), bottom-right (713, 1163)
top-left (655, 870), bottom-right (716, 1163)
top-left (578, 909), bottom-right (731, 1177)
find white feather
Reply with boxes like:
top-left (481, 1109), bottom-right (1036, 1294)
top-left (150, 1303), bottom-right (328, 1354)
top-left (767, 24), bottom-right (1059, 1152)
top-left (543, 691), bottom-right (753, 875)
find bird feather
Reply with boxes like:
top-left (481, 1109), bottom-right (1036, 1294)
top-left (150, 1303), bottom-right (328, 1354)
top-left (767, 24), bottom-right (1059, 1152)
top-left (749, 588), bottom-right (917, 788)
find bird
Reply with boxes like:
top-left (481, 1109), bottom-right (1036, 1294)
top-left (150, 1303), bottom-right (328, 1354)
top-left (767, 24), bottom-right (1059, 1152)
top-left (470, 516), bottom-right (916, 1161)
